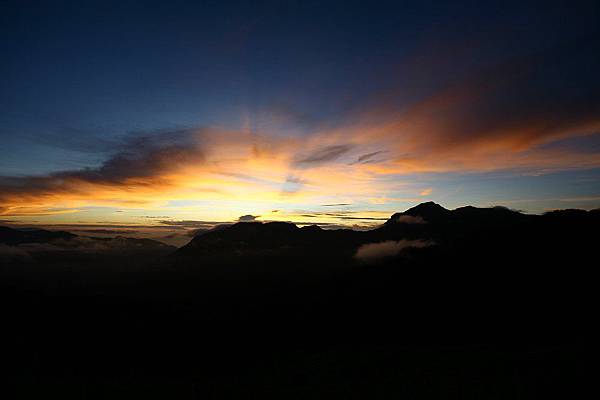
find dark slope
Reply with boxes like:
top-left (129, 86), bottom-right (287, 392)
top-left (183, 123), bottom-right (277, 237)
top-left (167, 203), bottom-right (595, 342)
top-left (4, 203), bottom-right (593, 398)
top-left (169, 202), bottom-right (596, 327)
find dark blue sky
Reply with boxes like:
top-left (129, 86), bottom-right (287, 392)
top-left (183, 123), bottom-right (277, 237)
top-left (1, 0), bottom-right (599, 226)
top-left (2, 0), bottom-right (597, 172)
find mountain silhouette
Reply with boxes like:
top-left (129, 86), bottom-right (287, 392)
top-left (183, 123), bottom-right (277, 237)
top-left (386, 201), bottom-right (452, 224)
top-left (175, 202), bottom-right (563, 263)
top-left (169, 202), bottom-right (598, 299)
top-left (2, 202), bottom-right (593, 397)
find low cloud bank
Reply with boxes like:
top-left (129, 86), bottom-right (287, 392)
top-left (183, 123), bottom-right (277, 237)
top-left (0, 236), bottom-right (174, 262)
top-left (355, 239), bottom-right (432, 263)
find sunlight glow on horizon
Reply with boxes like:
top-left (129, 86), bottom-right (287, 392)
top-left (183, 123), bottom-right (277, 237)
top-left (2, 76), bottom-right (600, 229)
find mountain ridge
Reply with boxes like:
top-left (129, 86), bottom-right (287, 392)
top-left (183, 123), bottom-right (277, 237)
top-left (175, 202), bottom-right (599, 265)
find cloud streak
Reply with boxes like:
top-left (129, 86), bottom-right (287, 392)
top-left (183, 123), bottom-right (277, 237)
top-left (294, 144), bottom-right (354, 166)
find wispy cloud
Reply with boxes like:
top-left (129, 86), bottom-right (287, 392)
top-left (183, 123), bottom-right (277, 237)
top-left (294, 144), bottom-right (354, 166)
top-left (350, 151), bottom-right (387, 165)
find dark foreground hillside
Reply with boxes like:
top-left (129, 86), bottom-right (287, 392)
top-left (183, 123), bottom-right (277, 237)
top-left (2, 203), bottom-right (592, 398)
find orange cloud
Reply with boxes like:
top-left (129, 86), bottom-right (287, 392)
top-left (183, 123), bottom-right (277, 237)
top-left (1, 120), bottom-right (598, 222)
top-left (2, 41), bottom-right (600, 223)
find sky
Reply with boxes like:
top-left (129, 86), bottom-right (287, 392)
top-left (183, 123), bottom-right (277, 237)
top-left (1, 0), bottom-right (599, 244)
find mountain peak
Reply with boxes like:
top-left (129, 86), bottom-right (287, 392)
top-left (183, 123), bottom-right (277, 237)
top-left (384, 202), bottom-right (450, 225)
top-left (403, 202), bottom-right (450, 221)
top-left (405, 201), bottom-right (448, 216)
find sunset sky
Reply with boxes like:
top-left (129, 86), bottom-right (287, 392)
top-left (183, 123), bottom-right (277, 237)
top-left (1, 1), bottom-right (599, 244)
